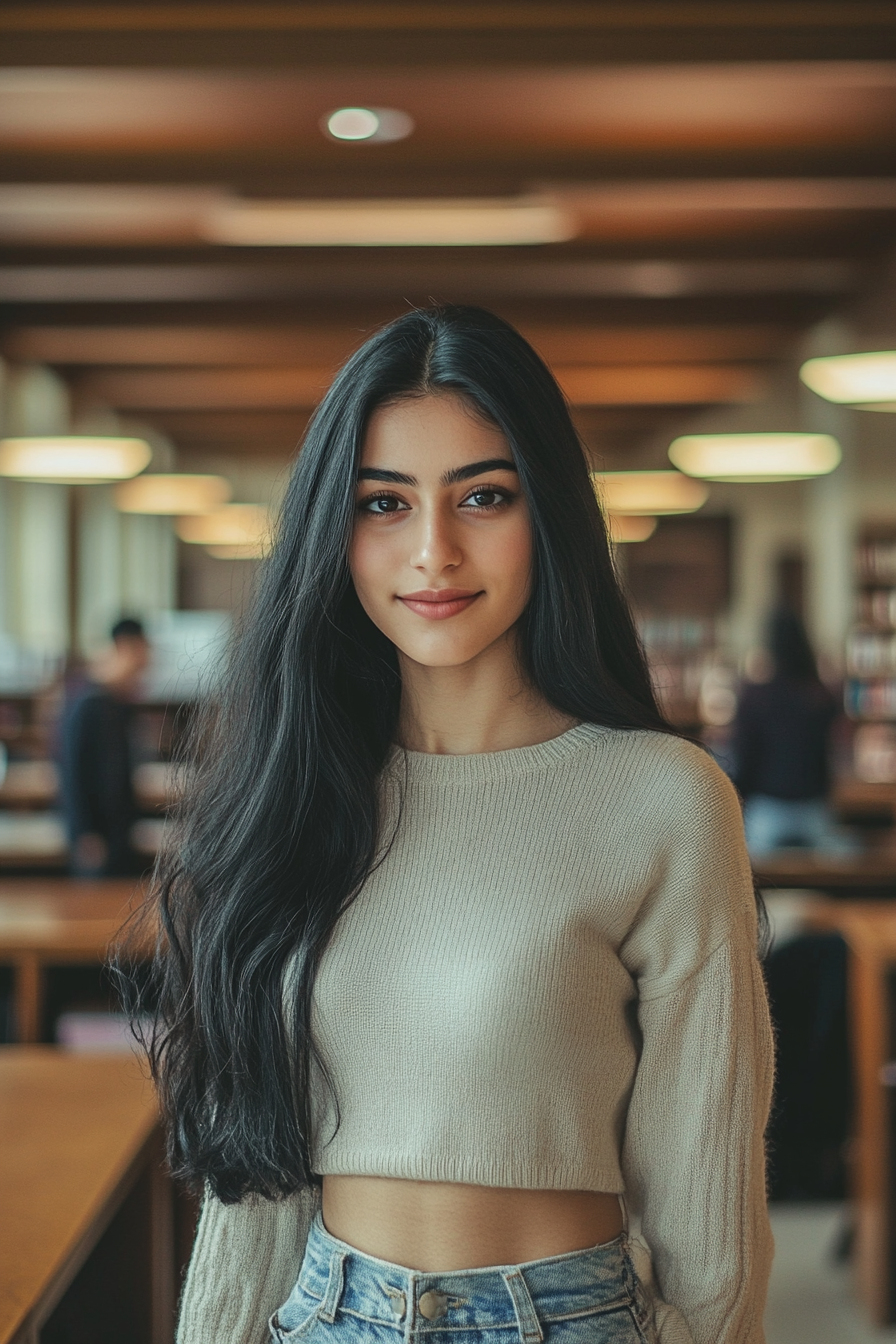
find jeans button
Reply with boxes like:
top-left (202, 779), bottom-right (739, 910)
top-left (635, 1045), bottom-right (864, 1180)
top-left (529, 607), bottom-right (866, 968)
top-left (419, 1290), bottom-right (448, 1320)
top-left (387, 1290), bottom-right (406, 1319)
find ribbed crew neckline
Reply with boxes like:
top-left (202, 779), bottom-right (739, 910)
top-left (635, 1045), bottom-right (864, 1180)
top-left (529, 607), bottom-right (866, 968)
top-left (386, 720), bottom-right (608, 784)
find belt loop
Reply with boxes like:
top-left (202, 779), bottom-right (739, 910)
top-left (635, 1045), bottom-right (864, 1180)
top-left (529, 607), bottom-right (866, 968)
top-left (319, 1249), bottom-right (347, 1324)
top-left (501, 1269), bottom-right (544, 1344)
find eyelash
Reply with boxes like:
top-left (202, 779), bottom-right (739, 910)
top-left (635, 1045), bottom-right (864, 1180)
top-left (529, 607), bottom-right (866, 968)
top-left (357, 486), bottom-right (515, 516)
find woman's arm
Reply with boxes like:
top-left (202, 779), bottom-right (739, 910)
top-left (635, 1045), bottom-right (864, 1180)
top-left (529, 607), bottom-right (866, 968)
top-left (620, 746), bottom-right (774, 1344)
top-left (623, 941), bottom-right (774, 1344)
top-left (177, 1186), bottom-right (319, 1344)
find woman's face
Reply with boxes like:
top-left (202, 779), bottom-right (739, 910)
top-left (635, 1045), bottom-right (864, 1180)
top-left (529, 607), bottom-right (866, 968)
top-left (349, 393), bottom-right (533, 670)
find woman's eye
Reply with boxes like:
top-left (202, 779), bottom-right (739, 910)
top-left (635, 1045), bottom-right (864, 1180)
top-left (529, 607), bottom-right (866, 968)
top-left (360, 494), bottom-right (406, 514)
top-left (463, 488), bottom-right (508, 509)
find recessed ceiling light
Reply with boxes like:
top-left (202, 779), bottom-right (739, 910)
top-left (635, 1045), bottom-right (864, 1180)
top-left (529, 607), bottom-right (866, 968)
top-left (114, 473), bottom-right (231, 515)
top-left (800, 351), bottom-right (896, 409)
top-left (324, 107), bottom-right (414, 143)
top-left (203, 196), bottom-right (575, 247)
top-left (668, 432), bottom-right (841, 482)
top-left (591, 470), bottom-right (708, 515)
top-left (607, 515), bottom-right (658, 543)
top-left (175, 503), bottom-right (272, 557)
top-left (0, 435), bottom-right (151, 483)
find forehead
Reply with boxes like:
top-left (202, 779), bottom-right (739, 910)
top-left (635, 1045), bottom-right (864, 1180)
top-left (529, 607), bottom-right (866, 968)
top-left (361, 393), bottom-right (508, 467)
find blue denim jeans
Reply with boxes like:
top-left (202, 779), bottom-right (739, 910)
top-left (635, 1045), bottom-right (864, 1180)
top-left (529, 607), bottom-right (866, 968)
top-left (270, 1212), bottom-right (656, 1343)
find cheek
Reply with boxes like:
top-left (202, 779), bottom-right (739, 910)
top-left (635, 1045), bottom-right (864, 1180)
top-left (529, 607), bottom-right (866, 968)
top-left (485, 517), bottom-right (533, 603)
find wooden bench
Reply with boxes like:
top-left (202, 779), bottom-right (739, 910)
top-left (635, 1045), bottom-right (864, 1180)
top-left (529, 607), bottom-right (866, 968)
top-left (755, 853), bottom-right (896, 899)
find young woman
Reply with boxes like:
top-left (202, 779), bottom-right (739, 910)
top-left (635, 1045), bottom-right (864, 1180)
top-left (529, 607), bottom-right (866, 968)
top-left (134, 306), bottom-right (773, 1344)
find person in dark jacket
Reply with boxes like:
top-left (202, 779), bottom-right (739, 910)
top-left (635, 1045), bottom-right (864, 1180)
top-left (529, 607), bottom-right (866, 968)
top-left (732, 609), bottom-right (848, 856)
top-left (59, 616), bottom-right (150, 877)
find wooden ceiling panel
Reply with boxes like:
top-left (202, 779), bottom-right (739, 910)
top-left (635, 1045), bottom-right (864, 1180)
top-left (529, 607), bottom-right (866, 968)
top-left (4, 324), bottom-right (369, 365)
top-left (0, 181), bottom-right (893, 249)
top-left (1, 65), bottom-right (895, 155)
top-left (1, 7), bottom-right (894, 464)
top-left (79, 361), bottom-right (764, 410)
top-left (80, 366), bottom-right (336, 410)
top-left (557, 364), bottom-right (763, 406)
top-left (148, 406), bottom-right (683, 467)
top-left (145, 409), bottom-right (308, 455)
top-left (0, 258), bottom-right (858, 304)
top-left (4, 322), bottom-right (790, 367)
top-left (3, 5), bottom-right (896, 68)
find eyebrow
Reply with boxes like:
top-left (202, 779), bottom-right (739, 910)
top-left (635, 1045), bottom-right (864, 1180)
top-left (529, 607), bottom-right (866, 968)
top-left (357, 458), bottom-right (518, 487)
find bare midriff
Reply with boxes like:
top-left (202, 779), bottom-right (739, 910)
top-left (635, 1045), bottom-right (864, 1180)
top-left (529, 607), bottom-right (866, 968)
top-left (321, 1176), bottom-right (625, 1272)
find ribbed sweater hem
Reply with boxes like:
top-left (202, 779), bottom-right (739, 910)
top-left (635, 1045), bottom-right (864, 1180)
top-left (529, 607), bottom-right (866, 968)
top-left (314, 1153), bottom-right (625, 1192)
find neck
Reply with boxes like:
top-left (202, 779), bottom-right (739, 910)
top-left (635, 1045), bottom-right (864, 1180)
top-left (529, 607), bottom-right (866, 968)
top-left (396, 631), bottom-right (576, 756)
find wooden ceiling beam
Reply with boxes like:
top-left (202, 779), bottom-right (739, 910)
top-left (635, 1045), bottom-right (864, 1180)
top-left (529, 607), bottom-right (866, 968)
top-left (3, 7), bottom-right (894, 34)
top-left (2, 6), bottom-right (896, 66)
top-left (81, 366), bottom-right (335, 409)
top-left (4, 322), bottom-right (792, 366)
top-left (79, 361), bottom-right (764, 410)
top-left (4, 149), bottom-right (896, 196)
top-left (558, 363), bottom-right (763, 405)
top-left (139, 409), bottom-right (308, 444)
top-left (2, 64), bottom-right (895, 157)
top-left (0, 180), bottom-right (893, 249)
top-left (135, 405), bottom-right (697, 464)
top-left (0, 258), bottom-right (855, 304)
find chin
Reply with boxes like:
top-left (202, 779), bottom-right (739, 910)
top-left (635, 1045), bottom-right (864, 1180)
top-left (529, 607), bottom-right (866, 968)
top-left (397, 645), bottom-right (482, 670)
top-left (395, 630), bottom-right (512, 670)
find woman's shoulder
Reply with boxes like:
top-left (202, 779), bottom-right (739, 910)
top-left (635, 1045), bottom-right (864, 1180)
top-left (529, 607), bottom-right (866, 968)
top-left (567, 723), bottom-right (742, 840)
top-left (575, 721), bottom-right (731, 791)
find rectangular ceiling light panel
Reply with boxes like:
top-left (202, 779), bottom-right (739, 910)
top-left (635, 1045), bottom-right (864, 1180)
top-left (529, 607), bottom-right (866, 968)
top-left (202, 197), bottom-right (576, 247)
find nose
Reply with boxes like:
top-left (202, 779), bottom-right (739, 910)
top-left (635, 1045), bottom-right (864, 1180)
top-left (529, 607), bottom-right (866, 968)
top-left (410, 501), bottom-right (462, 576)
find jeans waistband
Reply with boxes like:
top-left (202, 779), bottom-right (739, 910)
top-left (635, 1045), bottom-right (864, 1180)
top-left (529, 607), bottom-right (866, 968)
top-left (298, 1211), bottom-right (642, 1339)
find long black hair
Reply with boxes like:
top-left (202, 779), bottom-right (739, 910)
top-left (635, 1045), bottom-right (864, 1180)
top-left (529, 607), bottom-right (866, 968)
top-left (121, 305), bottom-right (670, 1204)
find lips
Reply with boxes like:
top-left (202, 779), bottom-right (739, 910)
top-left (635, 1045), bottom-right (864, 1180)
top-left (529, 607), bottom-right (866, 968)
top-left (398, 588), bottom-right (482, 620)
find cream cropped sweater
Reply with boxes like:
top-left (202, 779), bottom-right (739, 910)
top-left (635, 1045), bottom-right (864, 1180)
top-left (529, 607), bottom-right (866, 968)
top-left (178, 723), bottom-right (774, 1344)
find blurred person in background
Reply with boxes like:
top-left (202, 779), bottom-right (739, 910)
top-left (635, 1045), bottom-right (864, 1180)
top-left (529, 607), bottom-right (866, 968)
top-left (60, 616), bottom-right (150, 877)
top-left (732, 609), bottom-right (847, 856)
top-left (734, 611), bottom-right (855, 1199)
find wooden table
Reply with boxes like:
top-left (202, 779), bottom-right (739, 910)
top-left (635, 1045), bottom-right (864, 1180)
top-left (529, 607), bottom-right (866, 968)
top-left (833, 780), bottom-right (896, 825)
top-left (0, 1049), bottom-right (173, 1344)
top-left (0, 879), bottom-right (150, 1043)
top-left (805, 901), bottom-right (896, 1325)
top-left (755, 853), bottom-right (896, 898)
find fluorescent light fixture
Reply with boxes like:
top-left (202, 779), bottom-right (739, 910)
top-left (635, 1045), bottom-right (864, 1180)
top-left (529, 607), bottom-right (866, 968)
top-left (608, 515), bottom-right (658, 543)
top-left (592, 470), bottom-right (708, 515)
top-left (203, 197), bottom-right (576, 248)
top-left (668, 432), bottom-right (841, 482)
top-left (175, 503), bottom-right (272, 556)
top-left (800, 351), bottom-right (896, 409)
top-left (0, 435), bottom-right (151, 482)
top-left (324, 107), bottom-right (414, 143)
top-left (114, 473), bottom-right (231, 515)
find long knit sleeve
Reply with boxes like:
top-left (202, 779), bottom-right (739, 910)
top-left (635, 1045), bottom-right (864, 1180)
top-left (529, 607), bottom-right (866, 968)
top-left (620, 746), bottom-right (775, 1344)
top-left (177, 1187), bottom-right (318, 1344)
top-left (623, 944), bottom-right (774, 1343)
